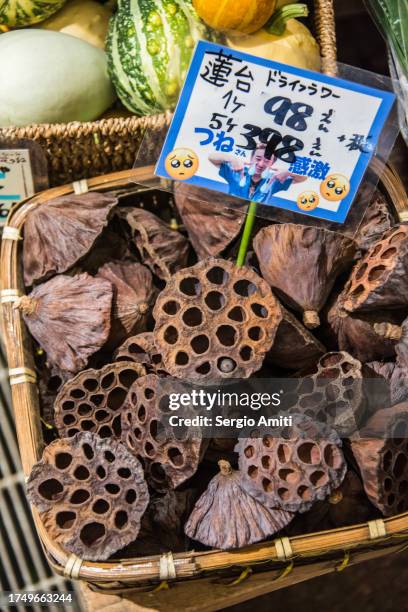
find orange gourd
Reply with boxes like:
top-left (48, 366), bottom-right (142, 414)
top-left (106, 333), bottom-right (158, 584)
top-left (192, 0), bottom-right (276, 34)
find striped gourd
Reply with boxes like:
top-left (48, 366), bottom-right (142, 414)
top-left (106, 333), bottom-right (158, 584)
top-left (106, 0), bottom-right (218, 116)
top-left (0, 0), bottom-right (66, 27)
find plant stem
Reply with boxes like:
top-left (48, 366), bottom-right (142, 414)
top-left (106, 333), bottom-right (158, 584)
top-left (265, 3), bottom-right (309, 36)
top-left (236, 201), bottom-right (258, 267)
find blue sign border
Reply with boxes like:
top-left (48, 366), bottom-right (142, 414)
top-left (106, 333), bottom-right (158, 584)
top-left (156, 40), bottom-right (396, 224)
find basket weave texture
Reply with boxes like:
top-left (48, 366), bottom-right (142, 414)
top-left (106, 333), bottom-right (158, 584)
top-left (1, 168), bottom-right (407, 594)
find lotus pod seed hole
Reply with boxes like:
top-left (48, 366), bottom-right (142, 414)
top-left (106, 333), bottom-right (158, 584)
top-left (70, 489), bottom-right (90, 504)
top-left (78, 404), bottom-right (92, 416)
top-left (105, 483), bottom-right (120, 495)
top-left (248, 465), bottom-right (258, 478)
top-left (38, 479), bottom-right (63, 500)
top-left (150, 419), bottom-right (166, 443)
top-left (84, 379), bottom-right (98, 392)
top-left (233, 280), bottom-right (257, 297)
top-left (80, 522), bottom-right (106, 546)
top-left (297, 485), bottom-right (312, 500)
top-left (104, 451), bottom-right (115, 463)
top-left (175, 352), bottom-right (189, 366)
top-left (206, 266), bottom-right (229, 285)
top-left (393, 453), bottom-right (407, 479)
top-left (228, 306), bottom-right (245, 322)
top-left (63, 414), bottom-right (76, 426)
top-left (80, 420), bottom-right (94, 432)
top-left (73, 465), bottom-right (90, 481)
top-left (118, 467), bottom-right (131, 479)
top-left (191, 335), bottom-right (210, 354)
top-left (96, 465), bottom-right (106, 479)
top-left (115, 511), bottom-right (128, 529)
top-left (163, 300), bottom-right (180, 315)
top-left (309, 470), bottom-right (328, 486)
top-left (179, 277), bottom-right (201, 296)
top-left (216, 325), bottom-right (237, 347)
top-left (168, 447), bottom-right (184, 467)
top-left (297, 442), bottom-right (321, 465)
top-left (217, 357), bottom-right (236, 373)
top-left (182, 308), bottom-right (203, 327)
top-left (196, 362), bottom-right (211, 375)
top-left (205, 291), bottom-right (225, 311)
top-left (71, 389), bottom-right (86, 399)
top-left (126, 489), bottom-right (137, 504)
top-left (92, 499), bottom-right (110, 514)
top-left (55, 453), bottom-right (72, 470)
top-left (244, 445), bottom-right (254, 458)
top-left (82, 444), bottom-right (94, 460)
top-left (107, 388), bottom-right (127, 410)
top-left (101, 373), bottom-right (115, 389)
top-left (56, 511), bottom-right (76, 530)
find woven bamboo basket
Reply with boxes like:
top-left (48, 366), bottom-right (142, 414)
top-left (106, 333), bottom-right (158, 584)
top-left (0, 0), bottom-right (338, 188)
top-left (1, 165), bottom-right (407, 610)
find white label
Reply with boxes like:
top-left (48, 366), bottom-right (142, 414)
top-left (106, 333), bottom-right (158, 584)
top-left (0, 149), bottom-right (34, 225)
top-left (156, 41), bottom-right (396, 224)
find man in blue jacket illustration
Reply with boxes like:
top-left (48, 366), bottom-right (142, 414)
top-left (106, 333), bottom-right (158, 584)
top-left (209, 144), bottom-right (306, 202)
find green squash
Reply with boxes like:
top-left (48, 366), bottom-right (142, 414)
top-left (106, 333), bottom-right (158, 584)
top-left (106, 0), bottom-right (219, 116)
top-left (0, 0), bottom-right (67, 27)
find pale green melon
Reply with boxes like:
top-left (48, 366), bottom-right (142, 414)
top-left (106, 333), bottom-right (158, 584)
top-left (0, 30), bottom-right (116, 126)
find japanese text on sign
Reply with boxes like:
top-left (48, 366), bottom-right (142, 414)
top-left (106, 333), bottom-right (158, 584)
top-left (156, 41), bottom-right (395, 223)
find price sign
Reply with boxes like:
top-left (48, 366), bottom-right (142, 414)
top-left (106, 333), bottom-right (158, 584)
top-left (156, 41), bottom-right (396, 223)
top-left (0, 148), bottom-right (35, 225)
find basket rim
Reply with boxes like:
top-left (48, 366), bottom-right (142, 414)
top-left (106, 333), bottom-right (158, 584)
top-left (1, 166), bottom-right (407, 585)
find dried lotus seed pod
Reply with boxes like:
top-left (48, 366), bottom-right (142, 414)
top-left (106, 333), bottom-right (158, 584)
top-left (184, 460), bottom-right (293, 550)
top-left (23, 192), bottom-right (118, 286)
top-left (284, 352), bottom-right (367, 436)
top-left (121, 207), bottom-right (190, 280)
top-left (97, 261), bottom-right (156, 349)
top-left (121, 374), bottom-right (205, 489)
top-left (153, 258), bottom-right (282, 380)
top-left (367, 361), bottom-right (408, 406)
top-left (17, 273), bottom-right (113, 376)
top-left (26, 433), bottom-right (149, 561)
top-left (343, 224), bottom-right (408, 313)
top-left (114, 332), bottom-right (167, 376)
top-left (351, 403), bottom-right (408, 516)
top-left (236, 416), bottom-right (346, 513)
top-left (254, 224), bottom-right (356, 329)
top-left (355, 189), bottom-right (394, 252)
top-left (174, 183), bottom-right (245, 259)
top-left (267, 306), bottom-right (326, 371)
top-left (325, 290), bottom-right (402, 362)
top-left (54, 362), bottom-right (145, 440)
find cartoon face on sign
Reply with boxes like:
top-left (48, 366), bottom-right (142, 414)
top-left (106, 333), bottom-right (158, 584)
top-left (297, 191), bottom-right (319, 211)
top-left (165, 148), bottom-right (199, 180)
top-left (320, 174), bottom-right (350, 202)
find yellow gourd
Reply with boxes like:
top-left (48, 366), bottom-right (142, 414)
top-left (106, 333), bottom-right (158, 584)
top-left (192, 0), bottom-right (276, 34)
top-left (39, 0), bottom-right (112, 49)
top-left (227, 5), bottom-right (321, 72)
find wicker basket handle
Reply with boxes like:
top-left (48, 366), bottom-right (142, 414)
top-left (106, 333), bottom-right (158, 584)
top-left (314, 0), bottom-right (338, 76)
